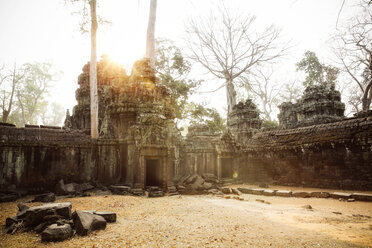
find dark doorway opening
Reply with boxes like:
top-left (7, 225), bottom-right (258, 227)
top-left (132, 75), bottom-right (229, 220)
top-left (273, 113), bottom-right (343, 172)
top-left (145, 159), bottom-right (162, 187)
top-left (221, 158), bottom-right (233, 178)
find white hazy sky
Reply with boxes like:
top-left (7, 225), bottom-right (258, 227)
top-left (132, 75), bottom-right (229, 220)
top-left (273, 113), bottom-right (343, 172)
top-left (0, 0), bottom-right (362, 120)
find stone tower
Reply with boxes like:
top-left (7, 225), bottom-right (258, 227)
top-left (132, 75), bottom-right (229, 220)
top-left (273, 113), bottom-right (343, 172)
top-left (227, 99), bottom-right (262, 145)
top-left (278, 84), bottom-right (345, 129)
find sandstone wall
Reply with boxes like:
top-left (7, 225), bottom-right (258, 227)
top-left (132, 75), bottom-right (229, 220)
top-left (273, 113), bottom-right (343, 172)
top-left (0, 124), bottom-right (126, 189)
top-left (239, 117), bottom-right (372, 190)
top-left (2, 116), bottom-right (372, 191)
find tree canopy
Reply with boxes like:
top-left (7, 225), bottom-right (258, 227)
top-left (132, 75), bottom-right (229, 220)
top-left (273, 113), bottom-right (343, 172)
top-left (296, 51), bottom-right (339, 88)
top-left (0, 62), bottom-right (62, 126)
top-left (155, 38), bottom-right (201, 120)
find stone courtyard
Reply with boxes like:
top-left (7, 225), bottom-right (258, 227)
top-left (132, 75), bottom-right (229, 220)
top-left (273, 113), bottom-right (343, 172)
top-left (1, 185), bottom-right (372, 247)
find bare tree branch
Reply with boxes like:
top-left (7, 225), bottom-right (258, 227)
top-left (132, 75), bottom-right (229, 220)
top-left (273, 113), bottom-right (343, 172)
top-left (186, 5), bottom-right (289, 114)
top-left (332, 0), bottom-right (372, 111)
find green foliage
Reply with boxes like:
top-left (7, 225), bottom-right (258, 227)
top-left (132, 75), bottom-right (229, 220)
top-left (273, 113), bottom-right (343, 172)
top-left (296, 51), bottom-right (339, 88)
top-left (155, 38), bottom-right (201, 119)
top-left (186, 102), bottom-right (226, 132)
top-left (205, 108), bottom-right (226, 132)
top-left (262, 119), bottom-right (279, 130)
top-left (3, 62), bottom-right (61, 126)
top-left (154, 38), bottom-right (225, 132)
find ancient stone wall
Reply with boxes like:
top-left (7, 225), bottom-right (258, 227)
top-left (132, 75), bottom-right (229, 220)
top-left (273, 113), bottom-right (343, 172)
top-left (183, 125), bottom-right (219, 176)
top-left (0, 124), bottom-right (128, 189)
top-left (239, 116), bottom-right (372, 190)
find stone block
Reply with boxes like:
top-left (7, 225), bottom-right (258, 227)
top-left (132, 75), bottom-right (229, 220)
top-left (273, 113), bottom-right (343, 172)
top-left (237, 188), bottom-right (253, 194)
top-left (94, 211), bottom-right (117, 223)
top-left (41, 223), bottom-right (73, 242)
top-left (262, 189), bottom-right (276, 196)
top-left (17, 202), bottom-right (72, 227)
top-left (231, 188), bottom-right (242, 195)
top-left (17, 202), bottom-right (29, 212)
top-left (331, 192), bottom-right (351, 200)
top-left (130, 188), bottom-right (144, 196)
top-left (110, 185), bottom-right (131, 195)
top-left (190, 175), bottom-right (205, 190)
top-left (310, 192), bottom-right (330, 198)
top-left (251, 189), bottom-right (264, 195)
top-left (148, 191), bottom-right (164, 197)
top-left (76, 183), bottom-right (95, 192)
top-left (351, 193), bottom-right (372, 202)
top-left (275, 190), bottom-right (292, 197)
top-left (33, 193), bottom-right (56, 203)
top-left (292, 192), bottom-right (311, 198)
top-left (203, 182), bottom-right (213, 190)
top-left (73, 210), bottom-right (106, 236)
top-left (221, 187), bottom-right (232, 194)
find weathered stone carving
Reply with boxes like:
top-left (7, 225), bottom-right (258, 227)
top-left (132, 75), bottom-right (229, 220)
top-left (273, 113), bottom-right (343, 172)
top-left (278, 84), bottom-right (345, 129)
top-left (227, 99), bottom-right (262, 144)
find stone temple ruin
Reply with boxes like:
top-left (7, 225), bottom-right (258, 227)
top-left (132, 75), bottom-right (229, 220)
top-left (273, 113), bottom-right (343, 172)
top-left (1, 57), bottom-right (372, 195)
top-left (278, 84), bottom-right (345, 129)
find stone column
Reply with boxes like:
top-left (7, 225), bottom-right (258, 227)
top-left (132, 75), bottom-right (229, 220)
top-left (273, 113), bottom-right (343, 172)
top-left (133, 149), bottom-right (144, 188)
top-left (217, 155), bottom-right (221, 179)
top-left (167, 147), bottom-right (175, 187)
top-left (126, 140), bottom-right (135, 186)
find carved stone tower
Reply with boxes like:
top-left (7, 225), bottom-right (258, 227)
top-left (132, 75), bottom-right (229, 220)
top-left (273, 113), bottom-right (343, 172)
top-left (227, 99), bottom-right (262, 145)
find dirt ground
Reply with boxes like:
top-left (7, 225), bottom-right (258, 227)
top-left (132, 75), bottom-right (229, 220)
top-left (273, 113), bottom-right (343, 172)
top-left (1, 185), bottom-right (372, 248)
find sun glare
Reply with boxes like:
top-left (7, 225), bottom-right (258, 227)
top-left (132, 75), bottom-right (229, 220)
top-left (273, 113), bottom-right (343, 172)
top-left (101, 39), bottom-right (145, 73)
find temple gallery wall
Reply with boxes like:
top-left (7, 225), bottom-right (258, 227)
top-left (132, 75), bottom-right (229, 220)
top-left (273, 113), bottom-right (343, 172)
top-left (1, 58), bottom-right (371, 190)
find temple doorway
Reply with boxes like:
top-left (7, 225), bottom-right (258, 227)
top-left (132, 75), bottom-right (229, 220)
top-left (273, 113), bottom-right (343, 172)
top-left (221, 158), bottom-right (233, 178)
top-left (145, 159), bottom-right (163, 187)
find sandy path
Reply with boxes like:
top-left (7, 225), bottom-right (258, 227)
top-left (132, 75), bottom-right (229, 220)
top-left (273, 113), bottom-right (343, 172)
top-left (0, 192), bottom-right (371, 247)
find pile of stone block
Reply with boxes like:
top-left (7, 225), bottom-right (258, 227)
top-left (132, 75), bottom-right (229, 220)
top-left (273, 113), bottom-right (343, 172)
top-left (176, 173), bottom-right (222, 194)
top-left (5, 202), bottom-right (116, 242)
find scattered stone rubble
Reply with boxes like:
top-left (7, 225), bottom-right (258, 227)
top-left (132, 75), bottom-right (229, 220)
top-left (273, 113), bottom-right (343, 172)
top-left (5, 201), bottom-right (116, 242)
top-left (175, 173), bottom-right (223, 194)
top-left (0, 188), bottom-right (28, 203)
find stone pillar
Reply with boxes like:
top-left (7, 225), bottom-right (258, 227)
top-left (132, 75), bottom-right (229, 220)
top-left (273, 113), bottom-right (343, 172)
top-left (217, 155), bottom-right (221, 179)
top-left (167, 147), bottom-right (175, 187)
top-left (134, 149), bottom-right (144, 188)
top-left (126, 140), bottom-right (135, 186)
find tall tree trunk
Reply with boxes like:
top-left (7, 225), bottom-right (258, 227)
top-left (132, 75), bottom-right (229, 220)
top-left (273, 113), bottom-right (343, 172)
top-left (17, 91), bottom-right (26, 126)
top-left (3, 63), bottom-right (18, 123)
top-left (146, 0), bottom-right (157, 68)
top-left (362, 80), bottom-right (372, 112)
top-left (89, 0), bottom-right (98, 139)
top-left (226, 80), bottom-right (237, 114)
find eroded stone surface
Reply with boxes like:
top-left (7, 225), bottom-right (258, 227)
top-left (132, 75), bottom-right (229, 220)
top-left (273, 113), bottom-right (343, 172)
top-left (41, 223), bottom-right (72, 242)
top-left (17, 202), bottom-right (72, 227)
top-left (73, 210), bottom-right (106, 236)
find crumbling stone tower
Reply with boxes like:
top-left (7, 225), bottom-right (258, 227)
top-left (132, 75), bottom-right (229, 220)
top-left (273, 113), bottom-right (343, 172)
top-left (227, 99), bottom-right (262, 145)
top-left (278, 84), bottom-right (345, 129)
top-left (65, 56), bottom-right (180, 188)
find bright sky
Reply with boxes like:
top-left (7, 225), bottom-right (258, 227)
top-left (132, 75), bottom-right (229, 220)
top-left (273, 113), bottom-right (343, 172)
top-left (0, 0), bottom-right (362, 120)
